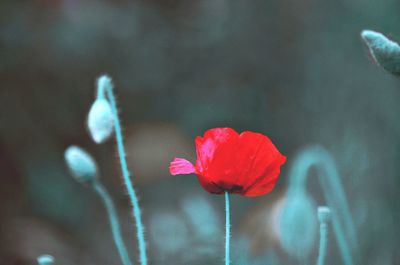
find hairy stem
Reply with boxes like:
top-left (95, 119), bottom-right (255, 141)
top-left (102, 79), bottom-right (148, 265)
top-left (93, 181), bottom-right (133, 265)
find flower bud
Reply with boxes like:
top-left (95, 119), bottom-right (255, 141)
top-left (64, 146), bottom-right (98, 184)
top-left (279, 189), bottom-right (317, 260)
top-left (37, 255), bottom-right (54, 265)
top-left (318, 206), bottom-right (331, 224)
top-left (361, 30), bottom-right (400, 75)
top-left (87, 98), bottom-right (114, 144)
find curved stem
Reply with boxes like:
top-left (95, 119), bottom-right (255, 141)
top-left (225, 191), bottom-right (230, 265)
top-left (96, 76), bottom-right (107, 100)
top-left (93, 181), bottom-right (133, 265)
top-left (288, 145), bottom-right (355, 265)
top-left (101, 77), bottom-right (148, 265)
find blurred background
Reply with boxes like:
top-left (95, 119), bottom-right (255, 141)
top-left (1, 0), bottom-right (400, 264)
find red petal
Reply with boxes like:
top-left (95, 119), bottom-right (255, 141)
top-left (169, 158), bottom-right (196, 175)
top-left (243, 154), bottom-right (286, 196)
top-left (206, 131), bottom-right (286, 196)
top-left (204, 133), bottom-right (241, 192)
top-left (195, 128), bottom-right (239, 193)
top-left (195, 128), bottom-right (238, 173)
top-left (237, 131), bottom-right (286, 196)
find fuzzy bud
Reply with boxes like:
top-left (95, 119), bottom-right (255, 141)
top-left (279, 189), bottom-right (317, 260)
top-left (87, 98), bottom-right (114, 144)
top-left (64, 146), bottom-right (98, 184)
top-left (37, 255), bottom-right (54, 265)
top-left (361, 30), bottom-right (400, 75)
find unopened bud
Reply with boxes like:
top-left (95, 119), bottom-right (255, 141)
top-left (37, 255), bottom-right (54, 265)
top-left (361, 30), bottom-right (400, 75)
top-left (64, 146), bottom-right (98, 183)
top-left (87, 98), bottom-right (114, 144)
top-left (279, 190), bottom-right (318, 259)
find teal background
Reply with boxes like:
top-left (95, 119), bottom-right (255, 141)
top-left (0, 0), bottom-right (399, 264)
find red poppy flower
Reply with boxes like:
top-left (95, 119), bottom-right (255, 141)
top-left (169, 127), bottom-right (286, 197)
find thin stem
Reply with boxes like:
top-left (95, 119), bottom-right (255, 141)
top-left (104, 83), bottom-right (148, 265)
top-left (225, 191), bottom-right (230, 265)
top-left (316, 206), bottom-right (331, 265)
top-left (317, 223), bottom-right (328, 265)
top-left (93, 181), bottom-right (133, 265)
top-left (96, 76), bottom-right (107, 100)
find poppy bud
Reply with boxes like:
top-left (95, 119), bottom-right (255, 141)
top-left (318, 206), bottom-right (331, 224)
top-left (279, 189), bottom-right (317, 260)
top-left (64, 146), bottom-right (98, 184)
top-left (361, 30), bottom-right (400, 75)
top-left (87, 97), bottom-right (114, 144)
top-left (37, 255), bottom-right (54, 265)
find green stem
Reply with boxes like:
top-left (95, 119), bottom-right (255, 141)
top-left (317, 222), bottom-right (328, 265)
top-left (93, 181), bottom-right (133, 265)
top-left (99, 76), bottom-right (147, 265)
top-left (225, 191), bottom-right (230, 265)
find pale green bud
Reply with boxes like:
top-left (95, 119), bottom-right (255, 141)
top-left (88, 98), bottom-right (114, 144)
top-left (64, 145), bottom-right (98, 184)
top-left (361, 30), bottom-right (400, 75)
